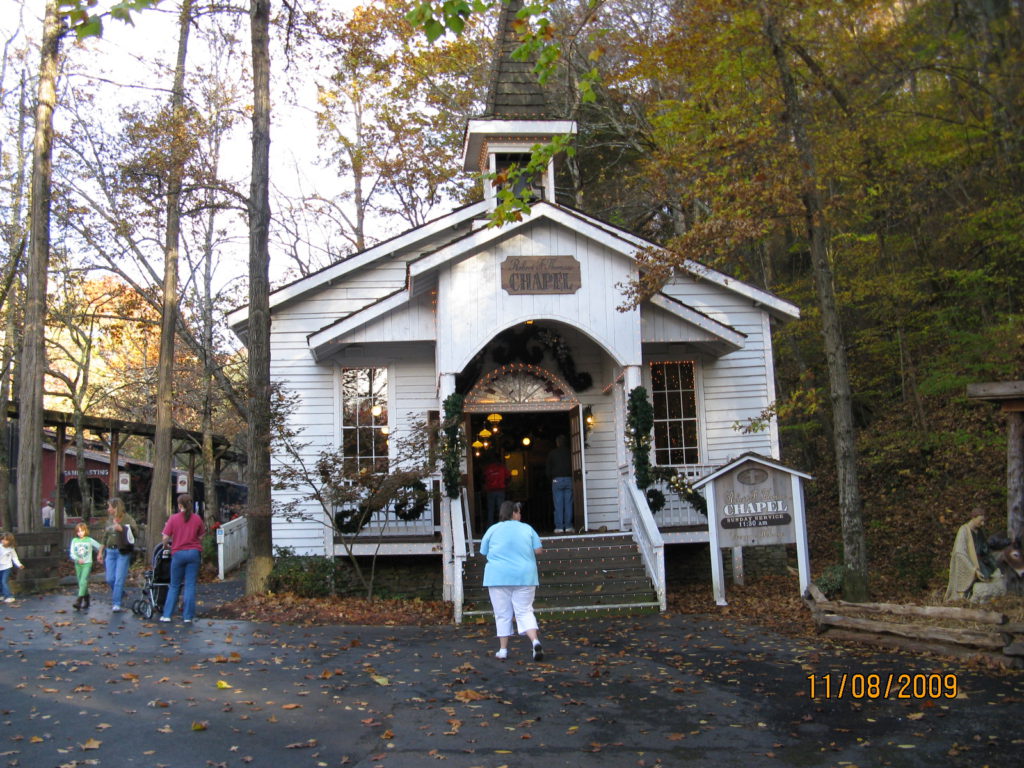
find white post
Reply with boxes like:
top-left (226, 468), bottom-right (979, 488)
top-left (791, 474), bottom-right (812, 595)
top-left (705, 484), bottom-right (727, 605)
top-left (623, 364), bottom-right (642, 392)
top-left (439, 373), bottom-right (457, 602)
top-left (731, 547), bottom-right (745, 586)
top-left (217, 525), bottom-right (226, 581)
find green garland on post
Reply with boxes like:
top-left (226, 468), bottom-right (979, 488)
top-left (625, 386), bottom-right (705, 515)
top-left (626, 386), bottom-right (666, 511)
top-left (441, 393), bottom-right (464, 499)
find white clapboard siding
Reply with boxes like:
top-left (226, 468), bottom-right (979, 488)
top-left (655, 276), bottom-right (780, 463)
top-left (269, 340), bottom-right (440, 555)
top-left (641, 303), bottom-right (725, 343)
top-left (579, 396), bottom-right (620, 530)
top-left (437, 222), bottom-right (642, 375)
top-left (567, 345), bottom-right (621, 530)
top-left (342, 291), bottom-right (437, 344)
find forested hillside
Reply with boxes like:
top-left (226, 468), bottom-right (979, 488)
top-left (540, 0), bottom-right (1023, 597)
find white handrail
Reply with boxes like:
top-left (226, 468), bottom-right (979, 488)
top-left (450, 488), bottom-right (469, 624)
top-left (462, 486), bottom-right (475, 557)
top-left (622, 470), bottom-right (667, 611)
top-left (216, 516), bottom-right (249, 581)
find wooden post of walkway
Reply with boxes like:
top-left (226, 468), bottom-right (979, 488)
top-left (967, 381), bottom-right (1024, 537)
top-left (54, 423), bottom-right (66, 532)
top-left (108, 429), bottom-right (120, 502)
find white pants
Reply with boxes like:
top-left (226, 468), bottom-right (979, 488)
top-left (488, 586), bottom-right (538, 637)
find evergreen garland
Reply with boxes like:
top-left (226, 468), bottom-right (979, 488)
top-left (441, 393), bottom-right (464, 499)
top-left (626, 386), bottom-right (657, 504)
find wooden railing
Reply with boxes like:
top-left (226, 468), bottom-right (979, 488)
top-left (621, 467), bottom-right (667, 611)
top-left (216, 516), bottom-right (249, 580)
top-left (650, 463), bottom-right (715, 528)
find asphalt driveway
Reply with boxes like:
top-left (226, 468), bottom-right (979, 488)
top-left (1, 583), bottom-right (1021, 768)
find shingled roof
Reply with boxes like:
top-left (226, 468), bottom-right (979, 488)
top-left (481, 0), bottom-right (556, 119)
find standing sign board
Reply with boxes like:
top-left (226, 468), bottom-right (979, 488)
top-left (693, 454), bottom-right (812, 606)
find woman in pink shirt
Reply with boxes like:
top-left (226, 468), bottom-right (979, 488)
top-left (159, 494), bottom-right (205, 624)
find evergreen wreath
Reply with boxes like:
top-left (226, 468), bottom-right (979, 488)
top-left (392, 479), bottom-right (430, 520)
top-left (488, 326), bottom-right (593, 392)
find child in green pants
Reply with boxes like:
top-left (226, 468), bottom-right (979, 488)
top-left (69, 523), bottom-right (104, 610)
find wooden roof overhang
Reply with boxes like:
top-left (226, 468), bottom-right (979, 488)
top-left (7, 403), bottom-right (245, 465)
top-left (967, 381), bottom-right (1024, 412)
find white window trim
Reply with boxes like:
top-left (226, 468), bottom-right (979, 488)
top-left (642, 357), bottom-right (707, 469)
top-left (334, 362), bottom-right (395, 466)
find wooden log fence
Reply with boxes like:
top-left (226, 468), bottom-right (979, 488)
top-left (803, 584), bottom-right (1024, 668)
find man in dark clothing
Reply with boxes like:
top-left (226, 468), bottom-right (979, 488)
top-left (546, 435), bottom-right (573, 533)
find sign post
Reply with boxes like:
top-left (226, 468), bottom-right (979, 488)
top-left (694, 454), bottom-right (812, 606)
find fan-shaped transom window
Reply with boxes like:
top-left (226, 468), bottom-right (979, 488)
top-left (463, 363), bottom-right (578, 412)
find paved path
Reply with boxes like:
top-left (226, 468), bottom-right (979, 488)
top-left (1, 582), bottom-right (1021, 767)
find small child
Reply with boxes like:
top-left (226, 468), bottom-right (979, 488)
top-left (69, 523), bottom-right (103, 610)
top-left (0, 532), bottom-right (24, 603)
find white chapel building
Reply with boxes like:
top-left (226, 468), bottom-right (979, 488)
top-left (229, 2), bottom-right (800, 613)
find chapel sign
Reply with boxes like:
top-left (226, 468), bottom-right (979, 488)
top-left (693, 454), bottom-right (812, 606)
top-left (501, 256), bottom-right (581, 295)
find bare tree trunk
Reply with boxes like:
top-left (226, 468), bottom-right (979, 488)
top-left (16, 0), bottom-right (61, 533)
top-left (0, 75), bottom-right (29, 531)
top-left (147, 0), bottom-right (193, 552)
top-left (201, 179), bottom-right (220, 526)
top-left (246, 0), bottom-right (274, 595)
top-left (351, 103), bottom-right (366, 252)
top-left (760, 3), bottom-right (868, 600)
top-left (0, 314), bottom-right (16, 531)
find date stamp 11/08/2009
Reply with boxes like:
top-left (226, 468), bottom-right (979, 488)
top-left (807, 673), bottom-right (960, 700)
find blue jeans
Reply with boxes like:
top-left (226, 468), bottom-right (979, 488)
top-left (485, 490), bottom-right (506, 527)
top-left (105, 549), bottom-right (131, 608)
top-left (552, 476), bottom-right (574, 531)
top-left (162, 549), bottom-right (201, 621)
top-left (0, 568), bottom-right (12, 598)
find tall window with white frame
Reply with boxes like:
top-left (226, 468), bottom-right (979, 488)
top-left (340, 367), bottom-right (389, 474)
top-left (650, 361), bottom-right (700, 466)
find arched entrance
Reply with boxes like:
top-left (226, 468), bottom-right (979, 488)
top-left (463, 363), bottom-right (587, 534)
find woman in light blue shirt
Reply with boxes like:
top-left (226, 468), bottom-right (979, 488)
top-left (480, 501), bottom-right (544, 660)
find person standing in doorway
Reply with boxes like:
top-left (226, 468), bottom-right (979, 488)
top-left (160, 494), bottom-right (205, 624)
top-left (41, 499), bottom-right (55, 528)
top-left (480, 501), bottom-right (544, 660)
top-left (482, 449), bottom-right (511, 528)
top-left (546, 434), bottom-right (573, 533)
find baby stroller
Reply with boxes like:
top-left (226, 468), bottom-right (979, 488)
top-left (131, 543), bottom-right (172, 619)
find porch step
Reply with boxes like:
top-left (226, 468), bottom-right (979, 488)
top-left (462, 533), bottom-right (660, 617)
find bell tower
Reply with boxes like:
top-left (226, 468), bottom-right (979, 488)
top-left (462, 0), bottom-right (577, 206)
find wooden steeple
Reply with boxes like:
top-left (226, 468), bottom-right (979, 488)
top-left (462, 0), bottom-right (576, 203)
top-left (481, 0), bottom-right (555, 119)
